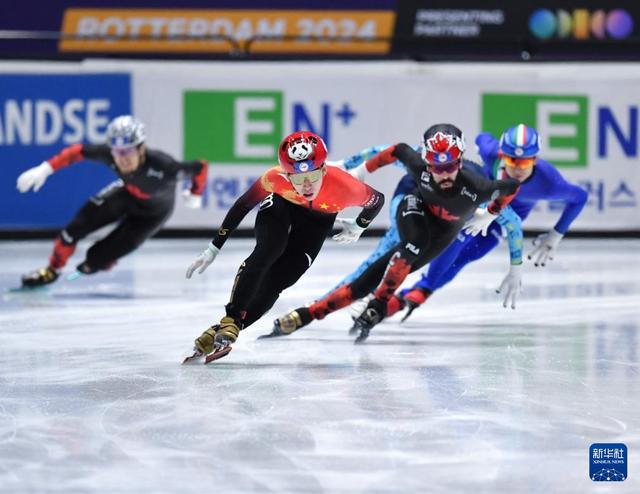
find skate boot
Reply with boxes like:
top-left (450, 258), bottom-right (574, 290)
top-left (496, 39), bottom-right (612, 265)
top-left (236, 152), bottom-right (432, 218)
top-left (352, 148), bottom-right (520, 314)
top-left (76, 261), bottom-right (100, 275)
top-left (21, 266), bottom-right (59, 288)
top-left (349, 295), bottom-right (387, 335)
top-left (194, 326), bottom-right (219, 356)
top-left (258, 307), bottom-right (312, 339)
top-left (353, 298), bottom-right (386, 344)
top-left (214, 316), bottom-right (242, 347)
top-left (348, 295), bottom-right (374, 321)
top-left (194, 317), bottom-right (242, 354)
top-left (67, 260), bottom-right (118, 281)
top-left (398, 288), bottom-right (430, 322)
top-left (182, 325), bottom-right (219, 364)
top-left (188, 316), bottom-right (241, 364)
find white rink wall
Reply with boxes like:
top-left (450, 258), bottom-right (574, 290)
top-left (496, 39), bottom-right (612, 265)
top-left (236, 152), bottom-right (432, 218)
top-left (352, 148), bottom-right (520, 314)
top-left (1, 60), bottom-right (639, 231)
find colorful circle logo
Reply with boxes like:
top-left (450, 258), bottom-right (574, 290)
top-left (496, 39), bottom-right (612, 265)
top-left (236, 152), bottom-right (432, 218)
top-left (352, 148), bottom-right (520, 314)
top-left (529, 9), bottom-right (556, 39)
top-left (529, 8), bottom-right (634, 39)
top-left (607, 9), bottom-right (634, 39)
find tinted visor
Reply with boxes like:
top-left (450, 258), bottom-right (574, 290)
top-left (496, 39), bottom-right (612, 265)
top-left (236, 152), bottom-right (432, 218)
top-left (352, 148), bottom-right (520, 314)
top-left (427, 159), bottom-right (461, 175)
top-left (503, 156), bottom-right (536, 169)
top-left (288, 167), bottom-right (323, 185)
top-left (111, 146), bottom-right (138, 157)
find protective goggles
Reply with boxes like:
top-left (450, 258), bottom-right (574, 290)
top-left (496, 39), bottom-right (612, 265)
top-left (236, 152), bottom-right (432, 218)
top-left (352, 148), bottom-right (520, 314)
top-left (110, 146), bottom-right (138, 157)
top-left (287, 167), bottom-right (324, 185)
top-left (427, 159), bottom-right (461, 175)
top-left (503, 155), bottom-right (536, 169)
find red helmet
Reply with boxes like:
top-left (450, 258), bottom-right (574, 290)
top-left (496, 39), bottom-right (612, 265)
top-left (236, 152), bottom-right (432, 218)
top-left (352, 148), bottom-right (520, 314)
top-left (278, 131), bottom-right (328, 174)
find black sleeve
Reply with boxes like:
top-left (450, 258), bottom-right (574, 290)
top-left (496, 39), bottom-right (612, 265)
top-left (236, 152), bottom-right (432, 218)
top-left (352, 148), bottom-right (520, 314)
top-left (485, 178), bottom-right (520, 213)
top-left (392, 143), bottom-right (425, 180)
top-left (80, 144), bottom-right (114, 163)
top-left (173, 160), bottom-right (205, 175)
top-left (211, 179), bottom-right (269, 249)
top-left (147, 149), bottom-right (206, 184)
top-left (355, 189), bottom-right (385, 228)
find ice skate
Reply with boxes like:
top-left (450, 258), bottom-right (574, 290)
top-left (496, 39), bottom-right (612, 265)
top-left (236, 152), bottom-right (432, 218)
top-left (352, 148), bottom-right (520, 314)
top-left (66, 261), bottom-right (101, 281)
top-left (21, 266), bottom-right (59, 288)
top-left (183, 325), bottom-right (233, 365)
top-left (348, 295), bottom-right (373, 321)
top-left (182, 325), bottom-right (217, 364)
top-left (398, 289), bottom-right (429, 322)
top-left (353, 298), bottom-right (386, 344)
top-left (349, 295), bottom-right (397, 335)
top-left (181, 348), bottom-right (205, 365)
top-left (185, 316), bottom-right (241, 365)
top-left (258, 308), bottom-right (311, 339)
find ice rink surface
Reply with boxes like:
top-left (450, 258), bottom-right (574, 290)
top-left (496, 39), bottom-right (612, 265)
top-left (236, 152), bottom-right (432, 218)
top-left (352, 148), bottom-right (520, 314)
top-left (1, 237), bottom-right (639, 494)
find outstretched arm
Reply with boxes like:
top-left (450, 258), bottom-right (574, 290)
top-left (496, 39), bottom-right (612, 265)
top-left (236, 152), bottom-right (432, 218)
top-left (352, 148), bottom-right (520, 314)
top-left (330, 145), bottom-right (389, 171)
top-left (211, 178), bottom-right (270, 249)
top-left (175, 159), bottom-right (208, 208)
top-left (486, 178), bottom-right (521, 214)
top-left (495, 206), bottom-right (524, 309)
top-left (346, 143), bottom-right (421, 181)
top-left (16, 144), bottom-right (112, 193)
top-left (186, 177), bottom-right (269, 279)
top-left (540, 164), bottom-right (589, 234)
top-left (333, 177), bottom-right (385, 244)
top-left (177, 160), bottom-right (208, 196)
top-left (527, 162), bottom-right (588, 267)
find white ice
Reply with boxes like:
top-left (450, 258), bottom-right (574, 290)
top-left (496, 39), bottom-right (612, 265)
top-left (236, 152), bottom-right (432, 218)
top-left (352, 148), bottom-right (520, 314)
top-left (1, 238), bottom-right (639, 493)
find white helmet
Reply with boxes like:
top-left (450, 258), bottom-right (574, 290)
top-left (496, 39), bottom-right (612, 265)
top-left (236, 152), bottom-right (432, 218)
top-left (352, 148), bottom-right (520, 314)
top-left (106, 115), bottom-right (146, 149)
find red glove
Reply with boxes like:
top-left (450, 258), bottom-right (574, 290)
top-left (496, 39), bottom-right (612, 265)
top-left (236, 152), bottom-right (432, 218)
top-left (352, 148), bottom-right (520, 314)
top-left (190, 160), bottom-right (208, 195)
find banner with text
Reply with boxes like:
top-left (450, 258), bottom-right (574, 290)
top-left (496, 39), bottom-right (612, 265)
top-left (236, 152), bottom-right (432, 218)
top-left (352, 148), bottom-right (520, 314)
top-left (392, 0), bottom-right (640, 52)
top-left (59, 9), bottom-right (396, 55)
top-left (121, 61), bottom-right (640, 232)
top-left (0, 73), bottom-right (131, 228)
top-left (2, 61), bottom-right (639, 232)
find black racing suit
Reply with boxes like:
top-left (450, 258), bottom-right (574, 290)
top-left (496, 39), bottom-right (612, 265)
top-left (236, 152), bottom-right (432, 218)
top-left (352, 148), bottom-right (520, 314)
top-left (208, 165), bottom-right (384, 328)
top-left (308, 143), bottom-right (520, 320)
top-left (46, 143), bottom-right (207, 271)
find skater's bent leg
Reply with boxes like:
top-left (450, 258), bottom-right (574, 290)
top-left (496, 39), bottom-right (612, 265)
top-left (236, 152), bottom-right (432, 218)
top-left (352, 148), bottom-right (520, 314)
top-left (430, 228), bottom-right (501, 291)
top-left (308, 249), bottom-right (397, 320)
top-left (84, 210), bottom-right (169, 271)
top-left (224, 195), bottom-right (292, 321)
top-left (49, 184), bottom-right (131, 270)
top-left (409, 232), bottom-right (470, 294)
top-left (326, 193), bottom-right (404, 293)
top-left (22, 184), bottom-right (131, 286)
top-left (242, 213), bottom-right (335, 328)
top-left (375, 195), bottom-right (459, 302)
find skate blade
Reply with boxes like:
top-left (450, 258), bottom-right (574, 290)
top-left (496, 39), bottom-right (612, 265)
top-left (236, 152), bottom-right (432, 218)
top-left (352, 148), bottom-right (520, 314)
top-left (181, 351), bottom-right (204, 365)
top-left (66, 271), bottom-right (83, 281)
top-left (400, 306), bottom-right (416, 323)
top-left (8, 286), bottom-right (49, 293)
top-left (354, 328), bottom-right (370, 345)
top-left (204, 346), bottom-right (232, 364)
top-left (257, 331), bottom-right (282, 340)
top-left (348, 324), bottom-right (359, 336)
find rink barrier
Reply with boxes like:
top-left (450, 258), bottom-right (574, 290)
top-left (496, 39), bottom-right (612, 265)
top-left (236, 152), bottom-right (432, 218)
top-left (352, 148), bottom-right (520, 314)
top-left (2, 229), bottom-right (640, 240)
top-left (2, 60), bottom-right (640, 232)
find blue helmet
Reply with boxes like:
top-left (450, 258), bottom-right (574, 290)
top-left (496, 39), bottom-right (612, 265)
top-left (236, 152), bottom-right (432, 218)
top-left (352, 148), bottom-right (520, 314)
top-left (499, 124), bottom-right (540, 158)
